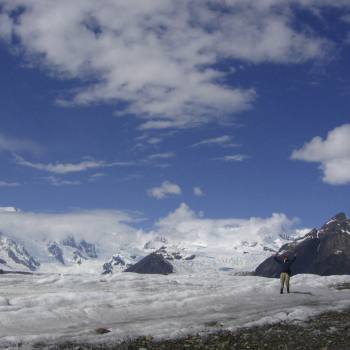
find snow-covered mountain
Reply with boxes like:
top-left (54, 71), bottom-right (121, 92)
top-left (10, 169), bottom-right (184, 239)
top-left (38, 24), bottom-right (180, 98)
top-left (102, 231), bottom-right (297, 275)
top-left (0, 204), bottom-right (305, 274)
top-left (0, 233), bottom-right (40, 271)
top-left (0, 218), bottom-right (300, 274)
top-left (46, 237), bottom-right (97, 265)
top-left (0, 231), bottom-right (99, 272)
top-left (102, 254), bottom-right (135, 274)
top-left (256, 212), bottom-right (350, 277)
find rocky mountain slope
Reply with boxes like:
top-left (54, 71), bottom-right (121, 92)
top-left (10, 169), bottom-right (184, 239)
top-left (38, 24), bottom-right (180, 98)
top-left (0, 231), bottom-right (98, 272)
top-left (47, 236), bottom-right (98, 265)
top-left (124, 252), bottom-right (174, 274)
top-left (1, 206), bottom-right (332, 275)
top-left (0, 233), bottom-right (40, 271)
top-left (255, 213), bottom-right (350, 277)
top-left (102, 232), bottom-right (293, 275)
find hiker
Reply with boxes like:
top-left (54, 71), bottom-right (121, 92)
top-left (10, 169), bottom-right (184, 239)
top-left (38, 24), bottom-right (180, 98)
top-left (274, 253), bottom-right (297, 294)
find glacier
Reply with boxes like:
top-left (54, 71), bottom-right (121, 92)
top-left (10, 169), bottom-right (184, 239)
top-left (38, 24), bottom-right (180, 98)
top-left (0, 272), bottom-right (349, 348)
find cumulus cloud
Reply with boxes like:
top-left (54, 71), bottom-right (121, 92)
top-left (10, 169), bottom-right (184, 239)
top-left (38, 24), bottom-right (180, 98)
top-left (192, 135), bottom-right (237, 148)
top-left (0, 203), bottom-right (300, 259)
top-left (153, 203), bottom-right (298, 250)
top-left (0, 0), bottom-right (341, 129)
top-left (14, 154), bottom-right (134, 174)
top-left (0, 209), bottom-right (142, 257)
top-left (291, 124), bottom-right (350, 185)
top-left (193, 187), bottom-right (205, 197)
top-left (0, 133), bottom-right (42, 155)
top-left (147, 181), bottom-right (182, 199)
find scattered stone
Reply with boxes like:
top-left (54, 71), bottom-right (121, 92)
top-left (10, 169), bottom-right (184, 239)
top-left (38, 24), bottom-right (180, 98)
top-left (185, 254), bottom-right (196, 260)
top-left (22, 308), bottom-right (350, 349)
top-left (95, 328), bottom-right (111, 335)
top-left (331, 282), bottom-right (350, 290)
top-left (114, 308), bottom-right (350, 349)
top-left (205, 321), bottom-right (222, 327)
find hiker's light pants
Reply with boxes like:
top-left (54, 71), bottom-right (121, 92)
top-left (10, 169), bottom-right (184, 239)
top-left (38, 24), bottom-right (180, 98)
top-left (280, 272), bottom-right (290, 290)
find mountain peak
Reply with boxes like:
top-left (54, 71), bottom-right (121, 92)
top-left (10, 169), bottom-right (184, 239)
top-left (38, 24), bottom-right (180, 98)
top-left (256, 211), bottom-right (350, 277)
top-left (331, 212), bottom-right (347, 222)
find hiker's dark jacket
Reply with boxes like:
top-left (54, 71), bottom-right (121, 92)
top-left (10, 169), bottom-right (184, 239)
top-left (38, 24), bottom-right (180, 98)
top-left (274, 256), bottom-right (296, 275)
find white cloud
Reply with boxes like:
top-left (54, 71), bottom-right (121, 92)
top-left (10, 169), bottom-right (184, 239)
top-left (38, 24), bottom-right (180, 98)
top-left (341, 14), bottom-right (350, 23)
top-left (45, 176), bottom-right (81, 187)
top-left (14, 154), bottom-right (134, 174)
top-left (147, 137), bottom-right (163, 145)
top-left (154, 203), bottom-right (298, 249)
top-left (218, 154), bottom-right (249, 162)
top-left (88, 173), bottom-right (107, 182)
top-left (0, 13), bottom-right (12, 41)
top-left (192, 135), bottom-right (237, 148)
top-left (193, 187), bottom-right (205, 197)
top-left (134, 135), bottom-right (163, 149)
top-left (147, 181), bottom-right (182, 199)
top-left (0, 133), bottom-right (42, 155)
top-left (135, 134), bottom-right (163, 145)
top-left (0, 0), bottom-right (340, 129)
top-left (0, 209), bottom-right (142, 257)
top-left (0, 203), bottom-right (300, 259)
top-left (0, 180), bottom-right (20, 187)
top-left (147, 152), bottom-right (176, 160)
top-left (291, 124), bottom-right (350, 185)
top-left (135, 131), bottom-right (177, 148)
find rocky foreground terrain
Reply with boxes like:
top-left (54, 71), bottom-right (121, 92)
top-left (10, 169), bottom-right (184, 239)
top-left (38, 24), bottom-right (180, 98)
top-left (123, 307), bottom-right (350, 350)
top-left (28, 308), bottom-right (350, 350)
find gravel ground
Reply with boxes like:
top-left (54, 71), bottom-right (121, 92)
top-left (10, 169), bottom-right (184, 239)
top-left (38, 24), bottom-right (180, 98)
top-left (26, 307), bottom-right (350, 350)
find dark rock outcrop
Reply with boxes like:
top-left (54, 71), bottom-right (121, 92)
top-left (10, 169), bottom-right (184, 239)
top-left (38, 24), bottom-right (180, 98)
top-left (61, 236), bottom-right (98, 259)
top-left (47, 241), bottom-right (65, 265)
top-left (73, 250), bottom-right (87, 264)
top-left (102, 254), bottom-right (127, 274)
top-left (0, 235), bottom-right (40, 271)
top-left (255, 213), bottom-right (350, 277)
top-left (61, 236), bottom-right (78, 249)
top-left (79, 240), bottom-right (97, 258)
top-left (125, 253), bottom-right (174, 275)
top-left (151, 246), bottom-right (196, 262)
top-left (185, 254), bottom-right (196, 260)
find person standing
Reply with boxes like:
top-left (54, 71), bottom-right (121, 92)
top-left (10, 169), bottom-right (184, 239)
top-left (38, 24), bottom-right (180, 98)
top-left (274, 253), bottom-right (297, 294)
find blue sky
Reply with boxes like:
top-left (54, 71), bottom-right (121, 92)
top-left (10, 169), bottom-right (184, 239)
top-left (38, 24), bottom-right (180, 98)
top-left (0, 0), bottom-right (350, 230)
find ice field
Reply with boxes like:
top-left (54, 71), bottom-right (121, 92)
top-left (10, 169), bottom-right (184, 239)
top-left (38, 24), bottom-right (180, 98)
top-left (0, 272), bottom-right (350, 348)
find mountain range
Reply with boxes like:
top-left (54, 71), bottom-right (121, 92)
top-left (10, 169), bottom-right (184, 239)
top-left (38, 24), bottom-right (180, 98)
top-left (0, 206), bottom-right (349, 276)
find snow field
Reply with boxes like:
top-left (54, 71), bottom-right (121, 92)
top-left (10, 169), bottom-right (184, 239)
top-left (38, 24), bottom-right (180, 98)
top-left (0, 272), bottom-right (350, 348)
